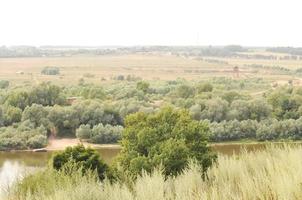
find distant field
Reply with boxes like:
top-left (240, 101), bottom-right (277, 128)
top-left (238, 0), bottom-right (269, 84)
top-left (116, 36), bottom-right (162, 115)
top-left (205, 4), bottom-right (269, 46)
top-left (204, 56), bottom-right (302, 70)
top-left (0, 54), bottom-right (226, 85)
top-left (0, 53), bottom-right (300, 86)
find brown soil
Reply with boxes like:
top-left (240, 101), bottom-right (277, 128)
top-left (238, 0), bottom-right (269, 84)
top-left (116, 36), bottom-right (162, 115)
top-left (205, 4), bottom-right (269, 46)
top-left (46, 137), bottom-right (120, 151)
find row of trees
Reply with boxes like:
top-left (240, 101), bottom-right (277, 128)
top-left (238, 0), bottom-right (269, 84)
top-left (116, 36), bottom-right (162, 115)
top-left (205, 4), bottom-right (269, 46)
top-left (1, 80), bottom-right (302, 150)
top-left (76, 123), bottom-right (123, 144)
top-left (190, 98), bottom-right (272, 122)
top-left (22, 101), bottom-right (121, 136)
top-left (0, 121), bottom-right (47, 150)
top-left (210, 118), bottom-right (302, 142)
top-left (2, 82), bottom-right (66, 110)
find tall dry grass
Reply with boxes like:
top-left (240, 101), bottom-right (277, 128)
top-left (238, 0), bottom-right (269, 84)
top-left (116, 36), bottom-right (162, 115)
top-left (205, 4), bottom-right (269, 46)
top-left (6, 145), bottom-right (302, 200)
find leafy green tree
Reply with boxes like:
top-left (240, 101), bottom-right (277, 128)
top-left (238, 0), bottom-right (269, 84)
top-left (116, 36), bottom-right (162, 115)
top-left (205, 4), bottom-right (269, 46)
top-left (80, 86), bottom-right (105, 99)
top-left (200, 98), bottom-right (229, 122)
top-left (175, 84), bottom-right (195, 98)
top-left (22, 104), bottom-right (51, 131)
top-left (52, 145), bottom-right (109, 180)
top-left (227, 100), bottom-right (250, 120)
top-left (222, 91), bottom-right (242, 103)
top-left (117, 107), bottom-right (216, 177)
top-left (196, 82), bottom-right (213, 93)
top-left (90, 124), bottom-right (123, 144)
top-left (47, 105), bottom-right (79, 136)
top-left (1, 105), bottom-right (22, 126)
top-left (76, 124), bottom-right (92, 139)
top-left (136, 81), bottom-right (150, 93)
top-left (0, 121), bottom-right (47, 150)
top-left (5, 90), bottom-right (30, 110)
top-left (0, 80), bottom-right (9, 89)
top-left (249, 99), bottom-right (272, 121)
top-left (29, 83), bottom-right (66, 106)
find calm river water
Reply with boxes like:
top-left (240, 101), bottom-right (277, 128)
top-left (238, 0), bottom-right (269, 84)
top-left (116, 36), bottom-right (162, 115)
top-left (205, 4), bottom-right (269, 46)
top-left (0, 143), bottom-right (293, 197)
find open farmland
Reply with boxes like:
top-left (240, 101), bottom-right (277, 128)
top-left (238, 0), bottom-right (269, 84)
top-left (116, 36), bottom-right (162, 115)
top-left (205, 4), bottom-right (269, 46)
top-left (1, 52), bottom-right (301, 87)
top-left (0, 54), bottom-right (224, 85)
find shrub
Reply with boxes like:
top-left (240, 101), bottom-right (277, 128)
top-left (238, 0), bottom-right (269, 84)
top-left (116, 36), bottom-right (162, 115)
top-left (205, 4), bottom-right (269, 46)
top-left (0, 122), bottom-right (47, 150)
top-left (52, 145), bottom-right (109, 180)
top-left (0, 80), bottom-right (9, 89)
top-left (90, 124), bottom-right (123, 144)
top-left (76, 124), bottom-right (123, 144)
top-left (136, 81), bottom-right (150, 93)
top-left (175, 84), bottom-right (195, 98)
top-left (41, 66), bottom-right (60, 75)
top-left (26, 134), bottom-right (47, 149)
top-left (76, 124), bottom-right (92, 139)
top-left (196, 82), bottom-right (213, 93)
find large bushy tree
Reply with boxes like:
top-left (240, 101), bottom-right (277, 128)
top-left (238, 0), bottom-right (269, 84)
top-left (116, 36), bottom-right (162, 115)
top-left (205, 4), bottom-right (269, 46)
top-left (52, 145), bottom-right (109, 180)
top-left (117, 107), bottom-right (216, 177)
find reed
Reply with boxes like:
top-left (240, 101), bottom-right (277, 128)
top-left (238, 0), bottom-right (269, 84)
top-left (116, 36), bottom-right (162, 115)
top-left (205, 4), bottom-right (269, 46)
top-left (7, 145), bottom-right (302, 200)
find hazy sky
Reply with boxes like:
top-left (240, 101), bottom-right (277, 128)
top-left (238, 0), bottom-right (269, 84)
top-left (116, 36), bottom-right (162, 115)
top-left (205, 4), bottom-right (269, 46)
top-left (0, 0), bottom-right (301, 46)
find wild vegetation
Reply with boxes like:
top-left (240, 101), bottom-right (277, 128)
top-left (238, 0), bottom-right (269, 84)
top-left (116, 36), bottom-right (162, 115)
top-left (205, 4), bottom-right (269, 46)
top-left (2, 46), bottom-right (302, 199)
top-left (1, 75), bottom-right (302, 150)
top-left (6, 145), bottom-right (302, 200)
top-left (41, 66), bottom-right (60, 75)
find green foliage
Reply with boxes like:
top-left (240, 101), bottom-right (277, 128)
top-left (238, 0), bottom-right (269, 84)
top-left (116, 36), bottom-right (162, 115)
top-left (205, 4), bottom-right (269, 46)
top-left (91, 124), bottom-right (123, 144)
top-left (4, 89), bottom-right (30, 110)
top-left (46, 100), bottom-right (122, 137)
top-left (222, 91), bottom-right (242, 103)
top-left (12, 163), bottom-right (102, 200)
top-left (29, 82), bottom-right (66, 106)
top-left (0, 105), bottom-right (22, 126)
top-left (41, 66), bottom-right (60, 75)
top-left (4, 83), bottom-right (66, 109)
top-left (22, 104), bottom-right (51, 129)
top-left (267, 87), bottom-right (302, 119)
top-left (76, 124), bottom-right (92, 139)
top-left (10, 146), bottom-right (302, 200)
top-left (2, 78), bottom-right (302, 150)
top-left (136, 81), bottom-right (150, 93)
top-left (200, 98), bottom-right (229, 122)
top-left (196, 82), bottom-right (213, 93)
top-left (0, 80), bottom-right (9, 89)
top-left (0, 121), bottom-right (47, 150)
top-left (80, 86), bottom-right (105, 99)
top-left (52, 145), bottom-right (109, 180)
top-left (175, 84), bottom-right (194, 98)
top-left (118, 107), bottom-right (216, 177)
top-left (76, 123), bottom-right (123, 144)
top-left (210, 119), bottom-right (258, 141)
top-left (210, 117), bottom-right (302, 142)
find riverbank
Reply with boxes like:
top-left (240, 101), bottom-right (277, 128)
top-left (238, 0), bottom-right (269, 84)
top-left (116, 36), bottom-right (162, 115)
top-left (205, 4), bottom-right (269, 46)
top-left (3, 139), bottom-right (302, 152)
top-left (46, 139), bottom-right (302, 151)
top-left (46, 138), bottom-right (120, 151)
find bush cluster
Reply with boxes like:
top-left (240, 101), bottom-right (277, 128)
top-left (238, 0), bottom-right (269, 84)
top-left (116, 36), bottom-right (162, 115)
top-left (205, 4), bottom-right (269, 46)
top-left (76, 123), bottom-right (123, 144)
top-left (0, 121), bottom-right (47, 150)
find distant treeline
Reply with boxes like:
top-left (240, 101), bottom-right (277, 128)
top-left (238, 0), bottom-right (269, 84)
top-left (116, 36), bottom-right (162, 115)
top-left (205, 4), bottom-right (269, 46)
top-left (267, 47), bottom-right (302, 56)
top-left (3, 45), bottom-right (302, 58)
top-left (0, 46), bottom-right (119, 58)
top-left (0, 45), bottom-right (247, 58)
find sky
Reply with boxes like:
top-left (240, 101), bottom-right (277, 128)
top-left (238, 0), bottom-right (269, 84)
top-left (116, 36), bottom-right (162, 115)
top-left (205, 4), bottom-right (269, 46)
top-left (0, 0), bottom-right (302, 47)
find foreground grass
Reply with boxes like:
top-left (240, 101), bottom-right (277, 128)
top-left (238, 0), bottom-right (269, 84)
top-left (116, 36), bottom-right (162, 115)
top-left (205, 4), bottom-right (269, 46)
top-left (7, 145), bottom-right (302, 200)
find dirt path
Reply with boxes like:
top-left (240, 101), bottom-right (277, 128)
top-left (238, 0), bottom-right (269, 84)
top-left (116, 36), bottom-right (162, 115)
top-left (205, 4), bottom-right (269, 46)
top-left (46, 137), bottom-right (120, 151)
